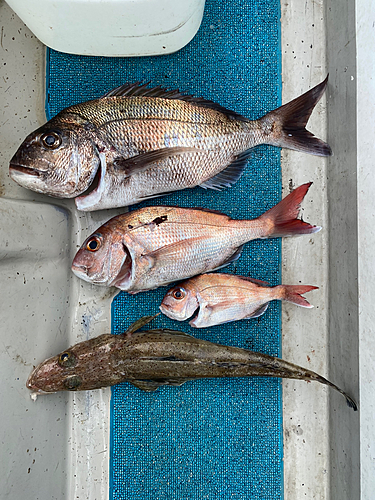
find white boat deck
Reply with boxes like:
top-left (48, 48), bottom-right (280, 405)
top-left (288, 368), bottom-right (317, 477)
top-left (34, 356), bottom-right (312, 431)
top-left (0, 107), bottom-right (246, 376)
top-left (1, 1), bottom-right (373, 498)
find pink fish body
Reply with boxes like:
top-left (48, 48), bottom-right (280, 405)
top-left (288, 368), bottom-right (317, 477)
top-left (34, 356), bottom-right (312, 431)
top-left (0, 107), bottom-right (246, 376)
top-left (72, 183), bottom-right (320, 293)
top-left (160, 273), bottom-right (318, 328)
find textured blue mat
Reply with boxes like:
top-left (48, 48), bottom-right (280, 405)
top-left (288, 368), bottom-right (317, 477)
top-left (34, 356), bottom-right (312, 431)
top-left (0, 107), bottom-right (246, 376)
top-left (46, 0), bottom-right (282, 498)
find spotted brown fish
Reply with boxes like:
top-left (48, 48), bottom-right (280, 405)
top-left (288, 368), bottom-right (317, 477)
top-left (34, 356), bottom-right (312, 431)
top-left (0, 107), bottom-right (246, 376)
top-left (26, 315), bottom-right (357, 411)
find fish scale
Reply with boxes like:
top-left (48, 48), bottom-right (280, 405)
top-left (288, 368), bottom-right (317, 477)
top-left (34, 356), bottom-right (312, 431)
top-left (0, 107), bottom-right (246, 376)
top-left (160, 273), bottom-right (319, 328)
top-left (72, 183), bottom-right (320, 293)
top-left (9, 80), bottom-right (331, 211)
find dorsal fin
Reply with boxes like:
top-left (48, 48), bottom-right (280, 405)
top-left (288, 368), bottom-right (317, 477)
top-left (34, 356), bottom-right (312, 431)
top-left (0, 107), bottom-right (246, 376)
top-left (193, 207), bottom-right (230, 216)
top-left (102, 82), bottom-right (248, 121)
top-left (237, 276), bottom-right (270, 286)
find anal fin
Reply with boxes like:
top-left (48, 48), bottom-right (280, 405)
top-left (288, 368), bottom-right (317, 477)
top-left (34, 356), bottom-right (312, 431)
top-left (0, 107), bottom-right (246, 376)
top-left (211, 245), bottom-right (244, 271)
top-left (129, 378), bottom-right (189, 392)
top-left (245, 303), bottom-right (269, 319)
top-left (199, 151), bottom-right (251, 191)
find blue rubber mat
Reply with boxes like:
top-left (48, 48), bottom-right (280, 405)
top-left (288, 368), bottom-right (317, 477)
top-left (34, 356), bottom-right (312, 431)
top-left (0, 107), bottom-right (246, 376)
top-left (46, 0), bottom-right (282, 498)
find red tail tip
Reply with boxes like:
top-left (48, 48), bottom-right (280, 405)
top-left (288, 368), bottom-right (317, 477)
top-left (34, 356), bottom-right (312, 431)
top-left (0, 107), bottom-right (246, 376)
top-left (263, 182), bottom-right (321, 237)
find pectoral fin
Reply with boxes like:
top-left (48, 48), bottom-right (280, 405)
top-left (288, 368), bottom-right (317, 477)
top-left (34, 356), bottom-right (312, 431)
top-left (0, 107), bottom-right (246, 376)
top-left (128, 378), bottom-right (189, 392)
top-left (124, 314), bottom-right (160, 335)
top-left (113, 147), bottom-right (199, 176)
top-left (145, 237), bottom-right (207, 261)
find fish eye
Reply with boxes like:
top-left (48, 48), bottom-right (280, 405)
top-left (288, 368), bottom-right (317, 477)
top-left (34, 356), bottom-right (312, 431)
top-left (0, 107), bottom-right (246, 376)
top-left (63, 375), bottom-right (82, 391)
top-left (58, 351), bottom-right (77, 368)
top-left (86, 235), bottom-right (102, 252)
top-left (172, 288), bottom-right (186, 300)
top-left (40, 132), bottom-right (62, 150)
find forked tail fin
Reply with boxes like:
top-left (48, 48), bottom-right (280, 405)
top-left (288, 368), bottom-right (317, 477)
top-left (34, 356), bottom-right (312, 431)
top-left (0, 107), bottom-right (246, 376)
top-left (280, 284), bottom-right (319, 308)
top-left (260, 76), bottom-right (332, 156)
top-left (259, 182), bottom-right (321, 237)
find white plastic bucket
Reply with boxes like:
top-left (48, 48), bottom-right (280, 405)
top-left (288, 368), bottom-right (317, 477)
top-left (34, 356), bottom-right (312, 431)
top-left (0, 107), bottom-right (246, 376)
top-left (4, 0), bottom-right (206, 56)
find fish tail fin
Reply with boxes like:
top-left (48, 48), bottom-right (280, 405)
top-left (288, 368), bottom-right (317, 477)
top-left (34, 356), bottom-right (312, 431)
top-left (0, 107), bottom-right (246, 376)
top-left (280, 284), bottom-right (319, 308)
top-left (251, 354), bottom-right (358, 411)
top-left (312, 373), bottom-right (358, 411)
top-left (259, 182), bottom-right (321, 237)
top-left (260, 76), bottom-right (332, 157)
top-left (289, 364), bottom-right (358, 410)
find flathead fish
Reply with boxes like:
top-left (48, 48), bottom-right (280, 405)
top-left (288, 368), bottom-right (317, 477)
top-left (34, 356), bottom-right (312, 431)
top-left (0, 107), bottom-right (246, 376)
top-left (160, 273), bottom-right (318, 328)
top-left (26, 315), bottom-right (357, 412)
top-left (10, 79), bottom-right (331, 211)
top-left (71, 183), bottom-right (320, 293)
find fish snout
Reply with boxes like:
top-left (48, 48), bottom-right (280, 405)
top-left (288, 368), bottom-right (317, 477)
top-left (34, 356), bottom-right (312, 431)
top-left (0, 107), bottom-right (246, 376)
top-left (26, 367), bottom-right (46, 394)
top-left (26, 377), bottom-right (41, 393)
top-left (159, 302), bottom-right (171, 314)
top-left (159, 302), bottom-right (187, 321)
top-left (71, 258), bottom-right (110, 286)
top-left (9, 150), bottom-right (41, 178)
top-left (71, 262), bottom-right (91, 281)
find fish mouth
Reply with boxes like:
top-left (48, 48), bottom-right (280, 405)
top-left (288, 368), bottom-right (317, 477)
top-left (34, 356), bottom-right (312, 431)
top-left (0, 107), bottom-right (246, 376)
top-left (159, 302), bottom-right (200, 323)
top-left (159, 303), bottom-right (173, 316)
top-left (26, 374), bottom-right (49, 395)
top-left (9, 163), bottom-right (41, 177)
top-left (71, 264), bottom-right (109, 286)
top-left (27, 383), bottom-right (49, 395)
top-left (28, 386), bottom-right (54, 399)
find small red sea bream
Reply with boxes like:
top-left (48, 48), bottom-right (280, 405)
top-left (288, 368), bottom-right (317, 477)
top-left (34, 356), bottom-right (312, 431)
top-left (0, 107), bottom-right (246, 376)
top-left (160, 273), bottom-right (318, 327)
top-left (26, 316), bottom-right (357, 412)
top-left (9, 79), bottom-right (331, 211)
top-left (72, 183), bottom-right (320, 293)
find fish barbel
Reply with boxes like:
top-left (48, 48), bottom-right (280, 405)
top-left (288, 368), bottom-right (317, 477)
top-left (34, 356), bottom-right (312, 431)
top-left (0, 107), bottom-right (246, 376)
top-left (71, 183), bottom-right (320, 293)
top-left (10, 79), bottom-right (331, 211)
top-left (160, 273), bottom-right (318, 328)
top-left (26, 315), bottom-right (357, 411)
